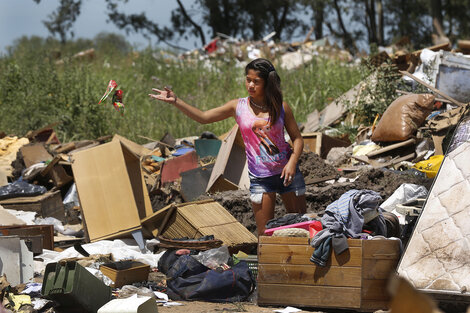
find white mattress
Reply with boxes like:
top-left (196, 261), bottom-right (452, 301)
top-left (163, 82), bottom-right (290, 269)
top-left (398, 140), bottom-right (470, 294)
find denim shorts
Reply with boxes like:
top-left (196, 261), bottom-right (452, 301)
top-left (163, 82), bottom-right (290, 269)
top-left (249, 167), bottom-right (306, 204)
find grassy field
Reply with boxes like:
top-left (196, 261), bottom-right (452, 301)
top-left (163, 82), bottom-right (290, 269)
top-left (0, 35), bottom-right (362, 144)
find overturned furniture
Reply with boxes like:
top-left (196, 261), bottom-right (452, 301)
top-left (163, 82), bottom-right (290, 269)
top-left (71, 137), bottom-right (153, 243)
top-left (142, 199), bottom-right (257, 251)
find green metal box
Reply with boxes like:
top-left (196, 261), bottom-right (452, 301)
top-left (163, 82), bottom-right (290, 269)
top-left (42, 261), bottom-right (112, 313)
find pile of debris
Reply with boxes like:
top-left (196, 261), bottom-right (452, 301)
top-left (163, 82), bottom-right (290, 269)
top-left (1, 39), bottom-right (470, 313)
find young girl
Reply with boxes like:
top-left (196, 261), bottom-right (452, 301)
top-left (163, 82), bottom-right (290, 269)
top-left (149, 58), bottom-right (306, 235)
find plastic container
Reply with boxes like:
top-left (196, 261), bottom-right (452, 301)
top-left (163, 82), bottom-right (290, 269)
top-left (42, 261), bottom-right (112, 313)
top-left (413, 155), bottom-right (444, 178)
top-left (264, 220), bottom-right (322, 236)
top-left (308, 221), bottom-right (323, 238)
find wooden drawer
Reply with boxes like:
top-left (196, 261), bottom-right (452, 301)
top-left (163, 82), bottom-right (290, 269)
top-left (257, 236), bottom-right (400, 311)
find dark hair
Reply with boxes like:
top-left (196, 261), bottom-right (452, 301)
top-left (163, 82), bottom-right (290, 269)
top-left (245, 58), bottom-right (282, 124)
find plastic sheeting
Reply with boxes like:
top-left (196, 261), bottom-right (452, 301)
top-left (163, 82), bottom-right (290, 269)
top-left (380, 183), bottom-right (428, 224)
top-left (35, 239), bottom-right (165, 274)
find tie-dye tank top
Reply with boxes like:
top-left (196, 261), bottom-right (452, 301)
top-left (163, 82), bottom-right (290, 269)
top-left (235, 97), bottom-right (292, 177)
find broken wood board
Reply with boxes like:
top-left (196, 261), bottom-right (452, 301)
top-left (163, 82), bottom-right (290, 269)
top-left (302, 73), bottom-right (376, 132)
top-left (20, 144), bottom-right (52, 168)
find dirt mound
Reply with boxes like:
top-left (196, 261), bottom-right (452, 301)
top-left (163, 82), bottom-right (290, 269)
top-left (305, 167), bottom-right (432, 213)
top-left (298, 151), bottom-right (339, 180)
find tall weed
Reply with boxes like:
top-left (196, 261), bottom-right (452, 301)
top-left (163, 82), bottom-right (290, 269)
top-left (0, 36), bottom-right (362, 143)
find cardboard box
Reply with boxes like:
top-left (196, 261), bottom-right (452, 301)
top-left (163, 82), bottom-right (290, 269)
top-left (257, 236), bottom-right (400, 311)
top-left (0, 190), bottom-right (65, 221)
top-left (206, 125), bottom-right (249, 193)
top-left (100, 262), bottom-right (150, 288)
top-left (302, 132), bottom-right (350, 158)
top-left (71, 138), bottom-right (152, 242)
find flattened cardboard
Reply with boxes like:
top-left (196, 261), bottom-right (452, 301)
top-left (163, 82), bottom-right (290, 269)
top-left (71, 140), bottom-right (152, 242)
top-left (0, 169), bottom-right (7, 186)
top-left (160, 150), bottom-right (198, 183)
top-left (0, 206), bottom-right (25, 226)
top-left (206, 125), bottom-right (249, 193)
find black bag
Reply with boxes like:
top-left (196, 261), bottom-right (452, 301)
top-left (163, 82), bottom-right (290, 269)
top-left (0, 181), bottom-right (47, 200)
top-left (166, 255), bottom-right (254, 302)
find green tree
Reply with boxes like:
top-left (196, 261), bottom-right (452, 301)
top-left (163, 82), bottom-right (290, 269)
top-left (34, 0), bottom-right (82, 44)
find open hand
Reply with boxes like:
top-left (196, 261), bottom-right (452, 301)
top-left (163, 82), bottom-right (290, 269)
top-left (149, 86), bottom-right (177, 104)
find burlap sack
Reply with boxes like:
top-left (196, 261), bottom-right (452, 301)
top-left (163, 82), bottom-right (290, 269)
top-left (371, 94), bottom-right (435, 142)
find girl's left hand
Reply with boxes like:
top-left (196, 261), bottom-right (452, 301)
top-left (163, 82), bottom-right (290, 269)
top-left (281, 161), bottom-right (296, 186)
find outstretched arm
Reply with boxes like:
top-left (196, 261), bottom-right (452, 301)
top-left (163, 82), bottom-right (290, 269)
top-left (149, 87), bottom-right (237, 124)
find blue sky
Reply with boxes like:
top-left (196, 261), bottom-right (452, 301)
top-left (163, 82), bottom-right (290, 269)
top-left (0, 0), bottom-right (199, 52)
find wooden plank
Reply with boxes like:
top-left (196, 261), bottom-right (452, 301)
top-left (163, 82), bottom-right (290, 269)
top-left (361, 279), bottom-right (390, 301)
top-left (305, 175), bottom-right (337, 185)
top-left (258, 263), bottom-right (362, 287)
top-left (258, 236), bottom-right (362, 247)
top-left (360, 300), bottom-right (390, 312)
top-left (258, 283), bottom-right (361, 309)
top-left (259, 236), bottom-right (309, 245)
top-left (258, 244), bottom-right (362, 267)
top-left (362, 259), bottom-right (398, 280)
top-left (366, 138), bottom-right (416, 157)
top-left (363, 239), bottom-right (400, 259)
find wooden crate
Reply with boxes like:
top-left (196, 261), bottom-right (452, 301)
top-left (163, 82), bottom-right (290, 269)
top-left (100, 262), bottom-right (150, 288)
top-left (0, 190), bottom-right (65, 222)
top-left (302, 132), bottom-right (350, 158)
top-left (257, 236), bottom-right (400, 312)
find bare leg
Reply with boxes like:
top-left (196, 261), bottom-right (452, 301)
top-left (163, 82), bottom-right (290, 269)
top-left (281, 192), bottom-right (307, 214)
top-left (252, 192), bottom-right (276, 236)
